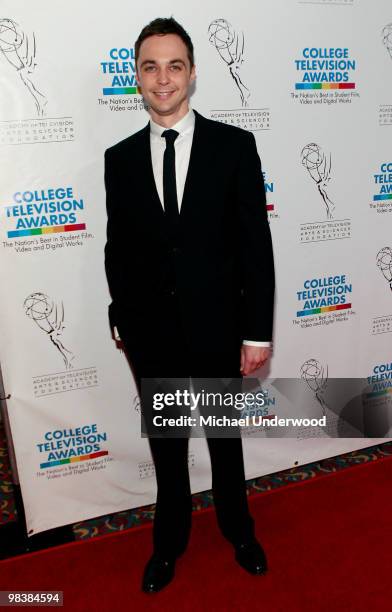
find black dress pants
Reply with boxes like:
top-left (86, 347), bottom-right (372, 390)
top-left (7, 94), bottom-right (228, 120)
top-left (120, 293), bottom-right (255, 558)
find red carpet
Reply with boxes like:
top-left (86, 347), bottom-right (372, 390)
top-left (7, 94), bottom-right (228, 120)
top-left (1, 456), bottom-right (391, 611)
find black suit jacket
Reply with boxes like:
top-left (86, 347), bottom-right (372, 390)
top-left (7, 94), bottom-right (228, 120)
top-left (104, 110), bottom-right (274, 358)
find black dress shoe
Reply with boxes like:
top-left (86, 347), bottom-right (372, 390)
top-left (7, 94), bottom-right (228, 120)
top-left (234, 539), bottom-right (268, 575)
top-left (142, 554), bottom-right (176, 593)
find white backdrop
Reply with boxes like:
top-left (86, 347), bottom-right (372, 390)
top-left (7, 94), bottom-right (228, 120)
top-left (0, 0), bottom-right (391, 535)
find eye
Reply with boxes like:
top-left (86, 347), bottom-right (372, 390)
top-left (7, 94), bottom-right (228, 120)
top-left (144, 65), bottom-right (156, 72)
top-left (170, 64), bottom-right (182, 71)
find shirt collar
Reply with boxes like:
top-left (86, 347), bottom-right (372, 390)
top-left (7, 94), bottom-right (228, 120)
top-left (149, 107), bottom-right (195, 139)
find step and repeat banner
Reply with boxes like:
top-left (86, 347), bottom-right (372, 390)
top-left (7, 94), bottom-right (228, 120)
top-left (0, 0), bottom-right (391, 535)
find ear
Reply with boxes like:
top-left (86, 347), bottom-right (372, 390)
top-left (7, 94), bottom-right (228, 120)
top-left (190, 64), bottom-right (196, 82)
top-left (135, 69), bottom-right (143, 95)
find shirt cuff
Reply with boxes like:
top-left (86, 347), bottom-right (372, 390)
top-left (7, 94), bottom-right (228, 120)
top-left (113, 326), bottom-right (121, 341)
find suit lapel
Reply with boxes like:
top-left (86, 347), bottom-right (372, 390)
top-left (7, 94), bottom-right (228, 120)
top-left (138, 123), bottom-right (165, 221)
top-left (179, 110), bottom-right (211, 224)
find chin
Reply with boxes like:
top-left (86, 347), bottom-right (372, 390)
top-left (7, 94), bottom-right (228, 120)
top-left (155, 102), bottom-right (180, 115)
top-left (150, 105), bottom-right (173, 116)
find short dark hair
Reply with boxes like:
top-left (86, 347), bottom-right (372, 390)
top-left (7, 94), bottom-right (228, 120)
top-left (135, 17), bottom-right (194, 68)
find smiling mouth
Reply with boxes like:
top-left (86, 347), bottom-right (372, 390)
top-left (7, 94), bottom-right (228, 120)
top-left (154, 91), bottom-right (175, 97)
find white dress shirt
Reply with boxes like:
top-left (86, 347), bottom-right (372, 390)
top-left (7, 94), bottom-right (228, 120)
top-left (150, 107), bottom-right (194, 211)
top-left (114, 107), bottom-right (270, 348)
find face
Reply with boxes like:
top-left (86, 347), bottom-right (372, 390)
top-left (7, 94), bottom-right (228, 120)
top-left (136, 33), bottom-right (196, 126)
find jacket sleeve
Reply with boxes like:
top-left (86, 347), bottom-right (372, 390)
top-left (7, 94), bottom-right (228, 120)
top-left (236, 130), bottom-right (275, 341)
top-left (104, 147), bottom-right (124, 332)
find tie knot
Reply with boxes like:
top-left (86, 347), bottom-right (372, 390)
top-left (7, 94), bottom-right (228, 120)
top-left (162, 129), bottom-right (179, 145)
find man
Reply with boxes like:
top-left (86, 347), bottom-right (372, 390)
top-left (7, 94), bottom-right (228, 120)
top-left (104, 17), bottom-right (275, 593)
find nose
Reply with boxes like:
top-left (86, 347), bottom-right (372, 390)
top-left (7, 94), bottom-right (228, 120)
top-left (157, 68), bottom-right (170, 85)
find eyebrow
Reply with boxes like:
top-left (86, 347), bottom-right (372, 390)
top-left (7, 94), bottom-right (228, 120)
top-left (140, 59), bottom-right (186, 68)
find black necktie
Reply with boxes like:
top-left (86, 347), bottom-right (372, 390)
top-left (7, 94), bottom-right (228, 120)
top-left (161, 129), bottom-right (179, 226)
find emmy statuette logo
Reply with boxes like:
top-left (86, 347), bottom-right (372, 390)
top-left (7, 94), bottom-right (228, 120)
top-left (24, 292), bottom-right (75, 369)
top-left (301, 143), bottom-right (335, 219)
top-left (0, 18), bottom-right (47, 116)
top-left (382, 23), bottom-right (392, 60)
top-left (208, 18), bottom-right (250, 107)
top-left (300, 359), bottom-right (329, 417)
top-left (376, 247), bottom-right (392, 292)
